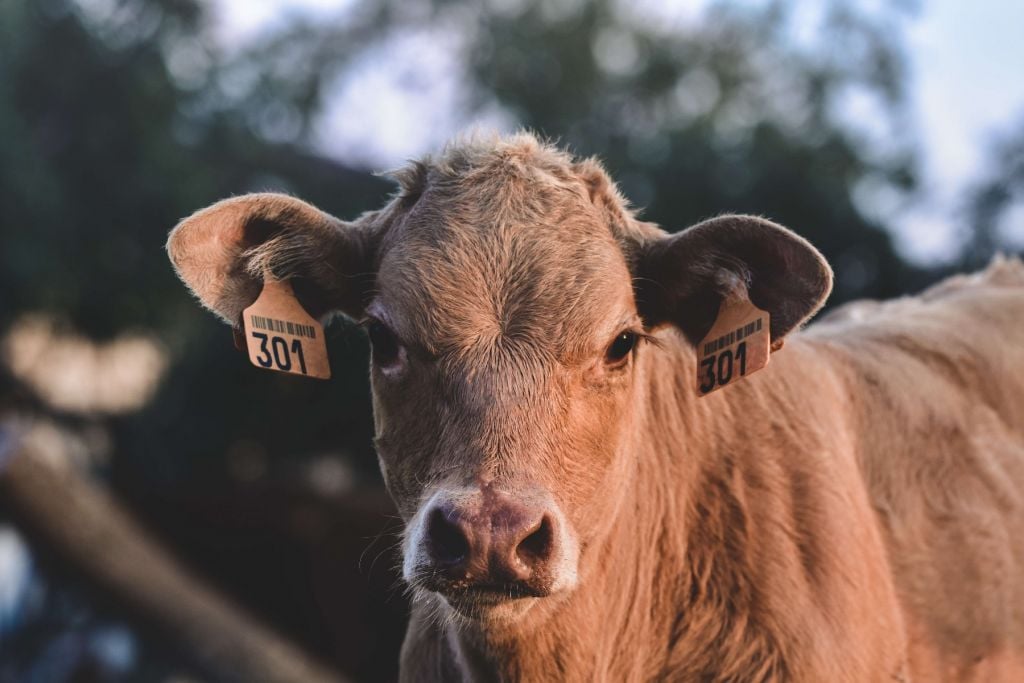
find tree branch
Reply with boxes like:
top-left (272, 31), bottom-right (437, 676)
top-left (0, 423), bottom-right (348, 683)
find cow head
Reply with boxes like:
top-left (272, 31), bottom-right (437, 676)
top-left (167, 133), bottom-right (831, 633)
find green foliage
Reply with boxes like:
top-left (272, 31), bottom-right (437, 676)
top-left (0, 0), bottom-right (392, 487)
top-left (227, 0), bottom-right (929, 301)
top-left (0, 0), bottom-right (390, 341)
top-left (462, 0), bottom-right (923, 301)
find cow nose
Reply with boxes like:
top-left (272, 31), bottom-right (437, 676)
top-left (425, 503), bottom-right (471, 567)
top-left (424, 496), bottom-right (555, 583)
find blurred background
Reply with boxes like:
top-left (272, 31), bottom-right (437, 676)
top-left (1, 0), bottom-right (1023, 680)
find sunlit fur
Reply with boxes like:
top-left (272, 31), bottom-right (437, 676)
top-left (168, 132), bottom-right (1024, 682)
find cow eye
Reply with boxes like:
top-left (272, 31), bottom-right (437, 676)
top-left (367, 319), bottom-right (401, 367)
top-left (605, 331), bottom-right (637, 365)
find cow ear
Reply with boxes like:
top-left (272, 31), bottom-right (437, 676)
top-left (634, 215), bottom-right (832, 346)
top-left (166, 193), bottom-right (377, 324)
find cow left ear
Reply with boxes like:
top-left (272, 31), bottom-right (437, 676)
top-left (634, 215), bottom-right (833, 346)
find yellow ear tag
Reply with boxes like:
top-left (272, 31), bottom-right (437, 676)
top-left (242, 277), bottom-right (331, 379)
top-left (696, 297), bottom-right (770, 396)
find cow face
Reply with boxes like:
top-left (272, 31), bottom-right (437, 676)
top-left (167, 134), bottom-right (831, 633)
top-left (367, 155), bottom-right (649, 627)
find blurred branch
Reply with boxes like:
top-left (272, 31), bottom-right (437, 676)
top-left (0, 423), bottom-right (348, 683)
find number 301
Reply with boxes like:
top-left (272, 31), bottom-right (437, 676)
top-left (698, 341), bottom-right (748, 394)
top-left (252, 332), bottom-right (308, 374)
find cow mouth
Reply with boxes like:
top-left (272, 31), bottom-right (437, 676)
top-left (439, 584), bottom-right (546, 621)
top-left (448, 582), bottom-right (544, 603)
top-left (416, 574), bottom-right (549, 607)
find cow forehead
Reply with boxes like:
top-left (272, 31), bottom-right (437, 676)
top-left (375, 184), bottom-right (635, 359)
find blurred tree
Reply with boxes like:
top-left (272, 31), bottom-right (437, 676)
top-left (0, 0), bottom-right (393, 480)
top-left (0, 2), bottom-right (398, 679)
top-left (464, 0), bottom-right (926, 303)
top-left (964, 119), bottom-right (1024, 266)
top-left (236, 0), bottom-right (928, 302)
top-left (0, 0), bottom-right (390, 339)
top-left (471, 0), bottom-right (929, 301)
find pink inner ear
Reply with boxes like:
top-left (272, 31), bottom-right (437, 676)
top-left (168, 195), bottom-right (307, 325)
top-left (216, 222), bottom-right (244, 248)
top-left (169, 192), bottom-right (381, 326)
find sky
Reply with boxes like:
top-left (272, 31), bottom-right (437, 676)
top-left (211, 0), bottom-right (1024, 264)
top-left (900, 0), bottom-right (1024, 261)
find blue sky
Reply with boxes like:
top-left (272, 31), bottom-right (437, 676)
top-left (211, 0), bottom-right (1024, 264)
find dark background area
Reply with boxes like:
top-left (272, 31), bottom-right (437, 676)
top-left (1, 0), bottom-right (1022, 681)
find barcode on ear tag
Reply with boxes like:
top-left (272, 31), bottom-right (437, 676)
top-left (696, 298), bottom-right (770, 396)
top-left (242, 278), bottom-right (331, 380)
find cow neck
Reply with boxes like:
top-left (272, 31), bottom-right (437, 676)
top-left (655, 350), bottom-right (791, 679)
top-left (644, 335), bottom-right (904, 681)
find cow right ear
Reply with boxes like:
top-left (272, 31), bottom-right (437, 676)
top-left (166, 193), bottom-right (378, 324)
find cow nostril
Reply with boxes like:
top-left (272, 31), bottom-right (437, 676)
top-left (516, 515), bottom-right (554, 565)
top-left (426, 507), bottom-right (469, 566)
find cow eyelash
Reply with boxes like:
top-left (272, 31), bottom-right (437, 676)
top-left (604, 328), bottom-right (653, 366)
top-left (359, 316), bottom-right (403, 367)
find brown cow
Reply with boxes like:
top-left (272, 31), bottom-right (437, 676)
top-left (167, 132), bottom-right (1024, 682)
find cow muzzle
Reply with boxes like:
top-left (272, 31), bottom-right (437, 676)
top-left (403, 485), bottom-right (578, 611)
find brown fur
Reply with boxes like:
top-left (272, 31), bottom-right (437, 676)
top-left (167, 132), bottom-right (1024, 682)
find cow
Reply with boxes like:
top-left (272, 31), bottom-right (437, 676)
top-left (167, 132), bottom-right (1024, 682)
